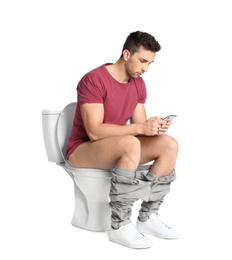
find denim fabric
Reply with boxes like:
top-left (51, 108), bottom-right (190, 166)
top-left (109, 165), bottom-right (176, 229)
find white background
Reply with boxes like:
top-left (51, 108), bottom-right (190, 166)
top-left (1, 0), bottom-right (232, 259)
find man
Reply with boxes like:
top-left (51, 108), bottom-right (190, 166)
top-left (66, 31), bottom-right (179, 249)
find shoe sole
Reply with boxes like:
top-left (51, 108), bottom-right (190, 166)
top-left (109, 235), bottom-right (153, 249)
top-left (109, 238), bottom-right (153, 249)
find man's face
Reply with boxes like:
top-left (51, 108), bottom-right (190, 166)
top-left (125, 46), bottom-right (156, 79)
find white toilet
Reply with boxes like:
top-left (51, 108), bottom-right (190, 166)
top-left (42, 102), bottom-right (112, 231)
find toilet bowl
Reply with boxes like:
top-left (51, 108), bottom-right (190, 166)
top-left (42, 102), bottom-right (112, 231)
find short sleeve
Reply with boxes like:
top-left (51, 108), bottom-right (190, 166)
top-left (138, 77), bottom-right (147, 103)
top-left (77, 73), bottom-right (105, 105)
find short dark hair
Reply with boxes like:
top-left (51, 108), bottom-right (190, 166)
top-left (121, 31), bottom-right (161, 58)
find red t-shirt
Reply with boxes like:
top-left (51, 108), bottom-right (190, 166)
top-left (65, 63), bottom-right (147, 159)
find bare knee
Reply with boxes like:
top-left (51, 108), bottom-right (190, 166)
top-left (121, 135), bottom-right (141, 162)
top-left (152, 135), bottom-right (178, 177)
top-left (117, 135), bottom-right (141, 170)
top-left (158, 135), bottom-right (178, 157)
top-left (166, 135), bottom-right (178, 156)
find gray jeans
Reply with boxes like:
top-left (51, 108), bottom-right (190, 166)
top-left (109, 165), bottom-right (176, 229)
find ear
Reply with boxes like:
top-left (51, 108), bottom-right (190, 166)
top-left (122, 49), bottom-right (130, 61)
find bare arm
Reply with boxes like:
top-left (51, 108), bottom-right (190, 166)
top-left (80, 103), bottom-right (141, 141)
top-left (130, 103), bottom-right (147, 124)
top-left (131, 103), bottom-right (171, 136)
top-left (80, 103), bottom-right (167, 142)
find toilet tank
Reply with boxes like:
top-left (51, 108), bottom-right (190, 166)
top-left (42, 110), bottom-right (64, 163)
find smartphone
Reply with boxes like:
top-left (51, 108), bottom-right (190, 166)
top-left (163, 115), bottom-right (177, 122)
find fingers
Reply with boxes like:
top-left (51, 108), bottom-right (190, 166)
top-left (151, 122), bottom-right (166, 135)
top-left (158, 126), bottom-right (168, 134)
top-left (158, 122), bottom-right (172, 134)
top-left (150, 117), bottom-right (173, 135)
top-left (151, 116), bottom-right (169, 125)
top-left (145, 120), bottom-right (160, 135)
top-left (145, 117), bottom-right (173, 135)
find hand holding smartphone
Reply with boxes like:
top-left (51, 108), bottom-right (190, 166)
top-left (157, 115), bottom-right (176, 134)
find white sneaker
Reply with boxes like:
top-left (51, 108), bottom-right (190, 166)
top-left (109, 223), bottom-right (153, 249)
top-left (137, 213), bottom-right (179, 239)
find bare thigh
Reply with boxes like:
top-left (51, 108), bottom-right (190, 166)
top-left (68, 135), bottom-right (140, 170)
top-left (68, 134), bottom-right (178, 174)
top-left (137, 135), bottom-right (177, 163)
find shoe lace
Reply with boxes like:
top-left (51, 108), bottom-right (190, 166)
top-left (124, 224), bottom-right (145, 240)
top-left (151, 214), bottom-right (170, 230)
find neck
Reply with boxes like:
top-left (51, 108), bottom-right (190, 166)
top-left (106, 59), bottom-right (130, 83)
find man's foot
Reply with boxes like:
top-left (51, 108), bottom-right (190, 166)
top-left (137, 213), bottom-right (179, 239)
top-left (109, 223), bottom-right (153, 249)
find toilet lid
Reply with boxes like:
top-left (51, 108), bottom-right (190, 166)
top-left (57, 102), bottom-right (77, 161)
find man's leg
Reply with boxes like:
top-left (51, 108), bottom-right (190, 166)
top-left (69, 134), bottom-right (178, 175)
top-left (136, 135), bottom-right (179, 239)
top-left (137, 134), bottom-right (178, 178)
